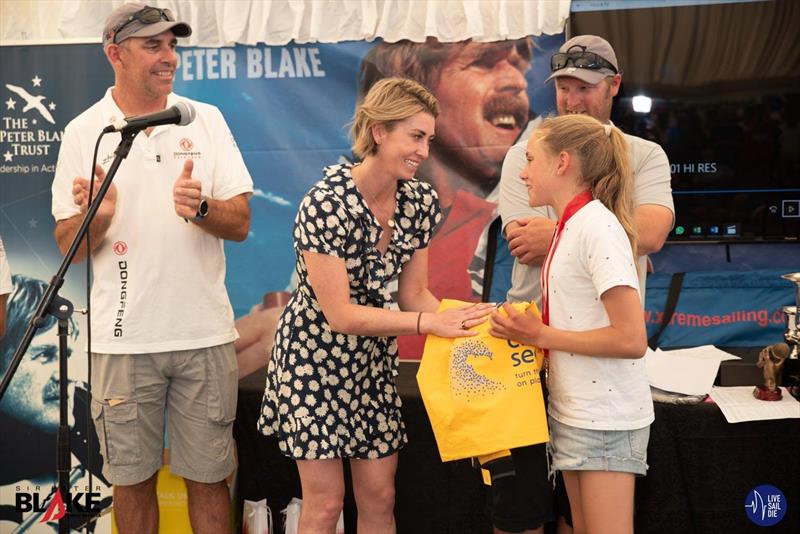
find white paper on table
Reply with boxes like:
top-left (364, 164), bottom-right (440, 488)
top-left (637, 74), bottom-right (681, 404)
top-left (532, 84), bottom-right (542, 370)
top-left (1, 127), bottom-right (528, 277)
top-left (661, 345), bottom-right (741, 362)
top-left (710, 386), bottom-right (800, 423)
top-left (644, 347), bottom-right (723, 395)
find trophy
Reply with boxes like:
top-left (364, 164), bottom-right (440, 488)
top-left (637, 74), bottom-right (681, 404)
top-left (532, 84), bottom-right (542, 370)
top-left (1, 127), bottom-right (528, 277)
top-left (753, 272), bottom-right (800, 401)
top-left (781, 271), bottom-right (800, 359)
top-left (753, 343), bottom-right (789, 400)
top-left (754, 272), bottom-right (800, 401)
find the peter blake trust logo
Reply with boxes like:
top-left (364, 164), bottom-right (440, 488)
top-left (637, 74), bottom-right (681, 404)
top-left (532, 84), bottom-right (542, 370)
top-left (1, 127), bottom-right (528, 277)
top-left (745, 484), bottom-right (787, 526)
top-left (0, 74), bottom-right (62, 174)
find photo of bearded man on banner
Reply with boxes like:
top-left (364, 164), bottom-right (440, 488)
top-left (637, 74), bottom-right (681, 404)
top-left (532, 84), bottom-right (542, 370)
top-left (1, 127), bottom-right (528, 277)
top-left (0, 275), bottom-right (112, 533)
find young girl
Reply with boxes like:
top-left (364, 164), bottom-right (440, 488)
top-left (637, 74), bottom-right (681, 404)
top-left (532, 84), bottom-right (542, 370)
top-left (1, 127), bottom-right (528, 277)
top-left (490, 114), bottom-right (651, 534)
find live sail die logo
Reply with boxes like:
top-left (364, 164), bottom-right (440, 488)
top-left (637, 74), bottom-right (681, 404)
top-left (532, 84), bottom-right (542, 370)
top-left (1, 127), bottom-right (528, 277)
top-left (744, 485), bottom-right (787, 526)
top-left (0, 74), bottom-right (62, 175)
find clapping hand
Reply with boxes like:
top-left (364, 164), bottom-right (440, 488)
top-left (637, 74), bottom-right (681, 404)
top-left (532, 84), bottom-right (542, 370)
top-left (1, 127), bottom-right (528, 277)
top-left (71, 164), bottom-right (117, 220)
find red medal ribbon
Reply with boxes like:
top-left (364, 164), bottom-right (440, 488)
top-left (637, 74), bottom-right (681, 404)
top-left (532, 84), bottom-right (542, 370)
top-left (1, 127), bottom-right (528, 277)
top-left (540, 190), bottom-right (593, 359)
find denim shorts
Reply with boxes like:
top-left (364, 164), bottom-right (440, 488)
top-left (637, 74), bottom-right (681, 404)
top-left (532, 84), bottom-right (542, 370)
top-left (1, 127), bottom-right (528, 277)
top-left (547, 416), bottom-right (650, 476)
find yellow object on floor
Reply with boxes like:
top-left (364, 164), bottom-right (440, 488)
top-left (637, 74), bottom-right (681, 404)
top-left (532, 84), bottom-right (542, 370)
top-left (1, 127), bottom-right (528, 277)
top-left (111, 464), bottom-right (192, 534)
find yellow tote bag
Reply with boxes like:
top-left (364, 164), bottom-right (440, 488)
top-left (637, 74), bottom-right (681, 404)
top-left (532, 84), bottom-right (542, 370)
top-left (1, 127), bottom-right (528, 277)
top-left (417, 299), bottom-right (549, 462)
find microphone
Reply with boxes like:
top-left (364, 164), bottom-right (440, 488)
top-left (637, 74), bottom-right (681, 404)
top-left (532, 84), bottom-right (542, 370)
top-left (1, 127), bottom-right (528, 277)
top-left (103, 101), bottom-right (196, 133)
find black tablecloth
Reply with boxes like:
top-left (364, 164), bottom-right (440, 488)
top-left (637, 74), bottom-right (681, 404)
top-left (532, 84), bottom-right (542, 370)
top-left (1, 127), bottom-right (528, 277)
top-left (234, 362), bottom-right (799, 534)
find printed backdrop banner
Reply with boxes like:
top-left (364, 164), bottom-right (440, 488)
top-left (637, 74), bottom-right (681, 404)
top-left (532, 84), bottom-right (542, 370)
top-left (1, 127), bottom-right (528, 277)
top-left (644, 269), bottom-right (795, 348)
top-left (0, 35), bottom-right (562, 532)
top-left (1, 43), bottom-right (113, 534)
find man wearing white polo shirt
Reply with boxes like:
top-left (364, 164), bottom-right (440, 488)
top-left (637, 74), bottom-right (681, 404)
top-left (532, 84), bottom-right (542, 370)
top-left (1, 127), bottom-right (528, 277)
top-left (51, 4), bottom-right (253, 533)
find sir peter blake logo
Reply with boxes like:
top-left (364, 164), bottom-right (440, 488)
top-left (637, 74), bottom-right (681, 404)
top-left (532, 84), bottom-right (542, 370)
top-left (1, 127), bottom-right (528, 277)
top-left (14, 484), bottom-right (103, 524)
top-left (745, 485), bottom-right (787, 526)
top-left (0, 74), bottom-right (62, 175)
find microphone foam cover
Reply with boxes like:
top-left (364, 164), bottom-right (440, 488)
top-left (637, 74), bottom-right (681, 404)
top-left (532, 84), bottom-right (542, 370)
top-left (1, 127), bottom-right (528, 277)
top-left (176, 101), bottom-right (196, 126)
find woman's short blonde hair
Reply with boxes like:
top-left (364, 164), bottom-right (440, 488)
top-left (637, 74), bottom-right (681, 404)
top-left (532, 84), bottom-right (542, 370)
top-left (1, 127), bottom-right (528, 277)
top-left (350, 77), bottom-right (439, 159)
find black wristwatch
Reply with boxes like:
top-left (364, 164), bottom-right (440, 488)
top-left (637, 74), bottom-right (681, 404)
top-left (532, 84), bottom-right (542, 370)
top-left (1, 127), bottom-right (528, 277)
top-left (193, 198), bottom-right (209, 221)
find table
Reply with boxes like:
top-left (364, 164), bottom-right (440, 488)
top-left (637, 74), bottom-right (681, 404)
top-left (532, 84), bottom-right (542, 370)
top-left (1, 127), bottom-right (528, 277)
top-left (234, 361), bottom-right (799, 533)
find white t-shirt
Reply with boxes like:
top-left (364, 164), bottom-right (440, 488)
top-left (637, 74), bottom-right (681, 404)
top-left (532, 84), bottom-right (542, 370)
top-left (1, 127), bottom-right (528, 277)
top-left (52, 89), bottom-right (253, 354)
top-left (499, 118), bottom-right (674, 305)
top-left (545, 200), bottom-right (654, 430)
top-left (0, 235), bottom-right (11, 296)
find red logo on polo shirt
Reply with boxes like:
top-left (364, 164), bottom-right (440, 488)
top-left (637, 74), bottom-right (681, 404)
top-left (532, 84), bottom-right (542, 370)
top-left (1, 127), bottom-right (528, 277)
top-left (174, 137), bottom-right (201, 159)
top-left (113, 241), bottom-right (128, 256)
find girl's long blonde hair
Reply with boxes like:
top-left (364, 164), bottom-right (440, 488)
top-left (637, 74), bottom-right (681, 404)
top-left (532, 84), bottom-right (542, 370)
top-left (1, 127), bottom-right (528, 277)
top-left (537, 114), bottom-right (637, 256)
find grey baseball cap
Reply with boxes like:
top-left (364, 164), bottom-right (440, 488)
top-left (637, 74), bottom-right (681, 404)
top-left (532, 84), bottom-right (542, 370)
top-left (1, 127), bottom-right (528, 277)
top-left (545, 35), bottom-right (619, 85)
top-left (102, 3), bottom-right (192, 47)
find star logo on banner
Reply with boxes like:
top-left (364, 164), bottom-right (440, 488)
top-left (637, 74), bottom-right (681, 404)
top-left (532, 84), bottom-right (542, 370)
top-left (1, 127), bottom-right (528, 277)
top-left (32, 75), bottom-right (42, 87)
top-left (3, 151), bottom-right (13, 162)
top-left (48, 102), bottom-right (56, 111)
top-left (29, 218), bottom-right (38, 229)
top-left (5, 97), bottom-right (15, 110)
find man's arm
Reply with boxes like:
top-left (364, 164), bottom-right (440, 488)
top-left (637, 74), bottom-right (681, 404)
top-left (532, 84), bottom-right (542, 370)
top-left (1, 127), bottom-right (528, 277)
top-left (635, 204), bottom-right (673, 255)
top-left (173, 159), bottom-right (251, 242)
top-left (192, 194), bottom-right (251, 242)
top-left (53, 164), bottom-right (117, 263)
top-left (631, 141), bottom-right (674, 256)
top-left (505, 217), bottom-right (556, 266)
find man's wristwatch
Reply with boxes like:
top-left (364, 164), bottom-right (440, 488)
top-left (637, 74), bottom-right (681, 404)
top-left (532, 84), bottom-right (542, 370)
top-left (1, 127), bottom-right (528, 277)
top-left (193, 198), bottom-right (209, 221)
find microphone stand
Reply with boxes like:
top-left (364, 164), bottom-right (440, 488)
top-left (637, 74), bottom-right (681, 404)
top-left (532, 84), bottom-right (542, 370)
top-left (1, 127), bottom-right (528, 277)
top-left (0, 129), bottom-right (138, 534)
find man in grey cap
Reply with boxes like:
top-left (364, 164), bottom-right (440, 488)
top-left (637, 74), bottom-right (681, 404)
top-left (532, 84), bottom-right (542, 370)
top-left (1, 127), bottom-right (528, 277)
top-left (51, 3), bottom-right (253, 533)
top-left (485, 35), bottom-right (674, 534)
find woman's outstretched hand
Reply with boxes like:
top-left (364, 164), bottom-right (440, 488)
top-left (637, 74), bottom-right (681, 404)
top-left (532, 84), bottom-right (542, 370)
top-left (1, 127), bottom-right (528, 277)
top-left (422, 302), bottom-right (497, 338)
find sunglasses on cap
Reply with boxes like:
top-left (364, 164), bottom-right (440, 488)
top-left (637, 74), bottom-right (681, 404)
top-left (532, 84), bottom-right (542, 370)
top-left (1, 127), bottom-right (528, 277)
top-left (111, 6), bottom-right (175, 44)
top-left (550, 45), bottom-right (618, 74)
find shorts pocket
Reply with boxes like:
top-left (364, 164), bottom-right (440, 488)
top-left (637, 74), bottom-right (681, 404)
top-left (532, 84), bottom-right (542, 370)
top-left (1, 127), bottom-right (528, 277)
top-left (628, 426), bottom-right (650, 461)
top-left (92, 399), bottom-right (141, 466)
top-left (207, 346), bottom-right (238, 424)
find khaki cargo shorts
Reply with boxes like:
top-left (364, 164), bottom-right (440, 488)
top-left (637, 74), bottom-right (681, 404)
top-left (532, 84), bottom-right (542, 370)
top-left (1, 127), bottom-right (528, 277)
top-left (91, 343), bottom-right (238, 485)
